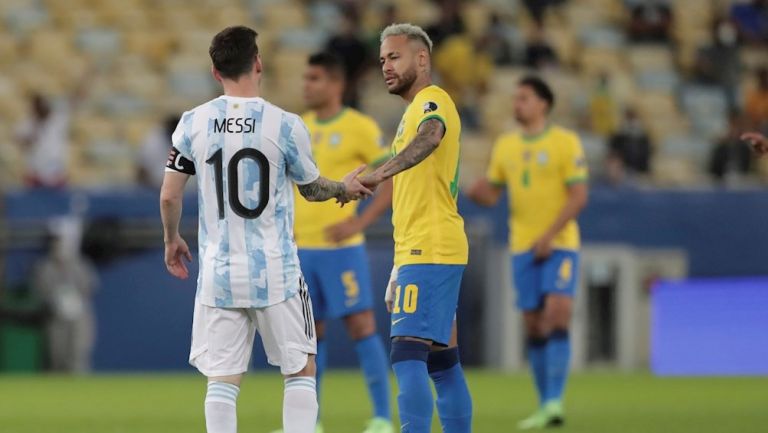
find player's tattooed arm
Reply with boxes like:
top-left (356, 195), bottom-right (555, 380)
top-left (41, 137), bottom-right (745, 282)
top-left (297, 176), bottom-right (347, 202)
top-left (363, 118), bottom-right (444, 184)
top-left (298, 165), bottom-right (373, 203)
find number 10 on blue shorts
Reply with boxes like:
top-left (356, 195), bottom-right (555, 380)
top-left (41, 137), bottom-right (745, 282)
top-left (390, 264), bottom-right (465, 346)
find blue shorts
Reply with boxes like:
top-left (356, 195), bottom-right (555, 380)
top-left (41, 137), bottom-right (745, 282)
top-left (298, 245), bottom-right (374, 321)
top-left (511, 250), bottom-right (579, 311)
top-left (390, 264), bottom-right (465, 346)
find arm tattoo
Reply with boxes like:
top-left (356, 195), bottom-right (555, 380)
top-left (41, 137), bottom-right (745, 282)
top-left (375, 118), bottom-right (444, 180)
top-left (297, 176), bottom-right (345, 202)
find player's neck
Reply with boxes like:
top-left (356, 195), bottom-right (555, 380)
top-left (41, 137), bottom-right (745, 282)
top-left (521, 117), bottom-right (549, 138)
top-left (222, 78), bottom-right (261, 99)
top-left (315, 101), bottom-right (344, 123)
top-left (401, 76), bottom-right (432, 103)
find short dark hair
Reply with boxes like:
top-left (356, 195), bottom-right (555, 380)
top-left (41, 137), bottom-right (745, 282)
top-left (209, 26), bottom-right (259, 80)
top-left (519, 76), bottom-right (555, 111)
top-left (307, 52), bottom-right (345, 80)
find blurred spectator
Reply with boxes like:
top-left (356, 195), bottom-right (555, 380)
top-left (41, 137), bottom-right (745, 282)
top-left (434, 34), bottom-right (494, 130)
top-left (744, 67), bottom-right (768, 131)
top-left (709, 113), bottom-right (753, 183)
top-left (608, 108), bottom-right (652, 175)
top-left (693, 18), bottom-right (742, 111)
top-left (524, 25), bottom-right (559, 69)
top-left (730, 0), bottom-right (768, 45)
top-left (14, 95), bottom-right (73, 188)
top-left (32, 217), bottom-right (98, 373)
top-left (325, 5), bottom-right (369, 107)
top-left (425, 0), bottom-right (465, 48)
top-left (137, 115), bottom-right (181, 189)
top-left (627, 0), bottom-right (673, 43)
top-left (522, 0), bottom-right (566, 27)
top-left (483, 12), bottom-right (516, 65)
top-left (589, 73), bottom-right (619, 137)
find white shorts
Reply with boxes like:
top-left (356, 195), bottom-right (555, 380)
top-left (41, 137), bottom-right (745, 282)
top-left (189, 287), bottom-right (316, 376)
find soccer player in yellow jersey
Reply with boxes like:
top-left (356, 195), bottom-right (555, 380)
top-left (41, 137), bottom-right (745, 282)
top-left (291, 53), bottom-right (394, 433)
top-left (468, 76), bottom-right (589, 430)
top-left (359, 24), bottom-right (472, 433)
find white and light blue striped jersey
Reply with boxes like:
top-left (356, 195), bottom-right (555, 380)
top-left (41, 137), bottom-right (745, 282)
top-left (165, 95), bottom-right (320, 308)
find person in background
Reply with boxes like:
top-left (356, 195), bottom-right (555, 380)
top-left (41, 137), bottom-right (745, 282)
top-left (626, 0), bottom-right (673, 43)
top-left (467, 76), bottom-right (589, 430)
top-left (588, 73), bottom-right (619, 138)
top-left (744, 67), bottom-right (768, 131)
top-left (709, 113), bottom-right (753, 184)
top-left (433, 33), bottom-right (494, 130)
top-left (32, 217), bottom-right (98, 373)
top-left (694, 17), bottom-right (742, 112)
top-left (424, 0), bottom-right (465, 48)
top-left (137, 115), bottom-right (181, 189)
top-left (14, 73), bottom-right (89, 189)
top-left (325, 5), bottom-right (370, 108)
top-left (608, 108), bottom-right (652, 176)
top-left (525, 24), bottom-right (559, 70)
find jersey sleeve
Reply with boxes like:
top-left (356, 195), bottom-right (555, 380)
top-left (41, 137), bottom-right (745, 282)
top-left (285, 116), bottom-right (321, 185)
top-left (486, 136), bottom-right (508, 187)
top-left (358, 119), bottom-right (389, 167)
top-left (561, 134), bottom-right (589, 185)
top-left (413, 90), bottom-right (452, 135)
top-left (165, 113), bottom-right (196, 175)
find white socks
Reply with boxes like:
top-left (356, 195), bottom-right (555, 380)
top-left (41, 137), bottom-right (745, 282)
top-left (283, 377), bottom-right (318, 433)
top-left (205, 382), bottom-right (239, 433)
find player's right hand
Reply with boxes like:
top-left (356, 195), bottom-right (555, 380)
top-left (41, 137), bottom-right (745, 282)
top-left (340, 164), bottom-right (374, 206)
top-left (384, 266), bottom-right (398, 313)
top-left (741, 132), bottom-right (768, 157)
top-left (164, 235), bottom-right (193, 279)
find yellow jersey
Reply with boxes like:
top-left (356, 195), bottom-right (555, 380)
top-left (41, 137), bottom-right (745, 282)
top-left (294, 108), bottom-right (388, 249)
top-left (487, 125), bottom-right (588, 253)
top-left (391, 85), bottom-right (468, 266)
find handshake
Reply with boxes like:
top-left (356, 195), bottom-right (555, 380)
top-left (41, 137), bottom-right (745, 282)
top-left (337, 165), bottom-right (385, 206)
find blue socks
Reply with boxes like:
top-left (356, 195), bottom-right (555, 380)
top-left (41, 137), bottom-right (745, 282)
top-left (526, 337), bottom-right (548, 405)
top-left (391, 341), bottom-right (433, 433)
top-left (355, 334), bottom-right (392, 420)
top-left (527, 330), bottom-right (571, 405)
top-left (428, 348), bottom-right (472, 433)
top-left (544, 330), bottom-right (571, 403)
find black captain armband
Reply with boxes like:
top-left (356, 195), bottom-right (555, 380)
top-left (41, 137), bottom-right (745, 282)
top-left (166, 147), bottom-right (196, 175)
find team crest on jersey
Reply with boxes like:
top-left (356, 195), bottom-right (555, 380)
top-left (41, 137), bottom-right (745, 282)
top-left (329, 133), bottom-right (342, 147)
top-left (537, 151), bottom-right (549, 165)
top-left (423, 101), bottom-right (438, 113)
top-left (396, 119), bottom-right (405, 137)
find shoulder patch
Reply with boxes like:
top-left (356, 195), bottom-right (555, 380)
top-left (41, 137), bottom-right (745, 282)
top-left (423, 101), bottom-right (438, 113)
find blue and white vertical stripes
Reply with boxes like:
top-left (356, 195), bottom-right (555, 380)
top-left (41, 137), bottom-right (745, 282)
top-left (171, 95), bottom-right (320, 308)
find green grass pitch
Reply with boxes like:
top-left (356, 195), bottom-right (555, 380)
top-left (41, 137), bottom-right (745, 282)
top-left (0, 370), bottom-right (765, 433)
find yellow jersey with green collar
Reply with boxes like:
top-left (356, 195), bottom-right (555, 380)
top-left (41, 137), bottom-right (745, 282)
top-left (294, 108), bottom-right (388, 249)
top-left (391, 85), bottom-right (468, 266)
top-left (487, 125), bottom-right (588, 253)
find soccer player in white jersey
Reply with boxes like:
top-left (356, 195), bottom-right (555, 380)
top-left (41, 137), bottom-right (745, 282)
top-left (160, 26), bottom-right (372, 433)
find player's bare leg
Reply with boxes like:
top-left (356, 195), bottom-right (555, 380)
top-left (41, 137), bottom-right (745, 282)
top-left (283, 355), bottom-right (319, 433)
top-left (343, 310), bottom-right (393, 433)
top-left (205, 374), bottom-right (243, 433)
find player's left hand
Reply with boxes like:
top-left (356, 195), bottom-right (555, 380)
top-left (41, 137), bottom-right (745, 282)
top-left (532, 234), bottom-right (554, 261)
top-left (325, 217), bottom-right (364, 244)
top-left (165, 235), bottom-right (193, 279)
